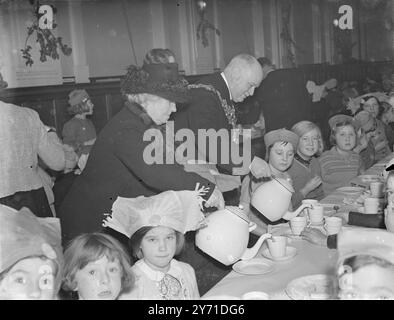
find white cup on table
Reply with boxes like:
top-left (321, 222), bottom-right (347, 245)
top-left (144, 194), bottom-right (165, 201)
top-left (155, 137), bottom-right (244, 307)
top-left (290, 216), bottom-right (307, 235)
top-left (324, 217), bottom-right (342, 235)
top-left (370, 182), bottom-right (384, 198)
top-left (364, 197), bottom-right (380, 214)
top-left (267, 236), bottom-right (287, 258)
top-left (309, 204), bottom-right (324, 225)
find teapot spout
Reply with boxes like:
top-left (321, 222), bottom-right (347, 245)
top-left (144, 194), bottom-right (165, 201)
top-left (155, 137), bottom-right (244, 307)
top-left (282, 203), bottom-right (310, 220)
top-left (240, 233), bottom-right (272, 261)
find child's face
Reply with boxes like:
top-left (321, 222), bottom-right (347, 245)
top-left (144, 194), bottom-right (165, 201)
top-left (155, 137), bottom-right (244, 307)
top-left (140, 226), bottom-right (177, 273)
top-left (339, 264), bottom-right (394, 300)
top-left (298, 129), bottom-right (320, 158)
top-left (0, 257), bottom-right (56, 300)
top-left (269, 142), bottom-right (294, 172)
top-left (335, 125), bottom-right (356, 152)
top-left (74, 255), bottom-right (122, 300)
top-left (363, 98), bottom-right (379, 118)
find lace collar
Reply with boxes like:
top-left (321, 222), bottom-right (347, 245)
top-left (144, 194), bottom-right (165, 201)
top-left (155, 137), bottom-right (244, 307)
top-left (135, 259), bottom-right (182, 282)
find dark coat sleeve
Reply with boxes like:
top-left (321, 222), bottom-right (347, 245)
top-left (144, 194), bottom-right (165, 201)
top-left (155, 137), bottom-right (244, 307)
top-left (113, 127), bottom-right (214, 199)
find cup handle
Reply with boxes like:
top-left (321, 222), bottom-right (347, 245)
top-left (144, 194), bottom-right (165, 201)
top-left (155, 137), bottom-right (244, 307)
top-left (249, 222), bottom-right (257, 232)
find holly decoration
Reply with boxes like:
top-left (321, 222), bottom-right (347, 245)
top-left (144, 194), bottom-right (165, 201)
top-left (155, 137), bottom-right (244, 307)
top-left (196, 0), bottom-right (220, 48)
top-left (21, 0), bottom-right (72, 67)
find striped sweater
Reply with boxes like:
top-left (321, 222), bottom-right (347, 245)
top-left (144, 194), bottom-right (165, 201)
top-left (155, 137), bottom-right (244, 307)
top-left (319, 147), bottom-right (362, 194)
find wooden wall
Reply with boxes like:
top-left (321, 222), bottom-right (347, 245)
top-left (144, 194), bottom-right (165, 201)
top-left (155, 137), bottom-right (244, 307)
top-left (0, 61), bottom-right (391, 136)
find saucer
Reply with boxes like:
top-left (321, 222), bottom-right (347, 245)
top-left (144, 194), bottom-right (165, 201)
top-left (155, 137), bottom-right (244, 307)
top-left (232, 258), bottom-right (275, 275)
top-left (261, 246), bottom-right (297, 261)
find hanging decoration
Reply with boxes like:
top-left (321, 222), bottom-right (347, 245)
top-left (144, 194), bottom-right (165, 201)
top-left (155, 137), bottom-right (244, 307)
top-left (195, 0), bottom-right (221, 47)
top-left (279, 0), bottom-right (297, 67)
top-left (20, 0), bottom-right (72, 67)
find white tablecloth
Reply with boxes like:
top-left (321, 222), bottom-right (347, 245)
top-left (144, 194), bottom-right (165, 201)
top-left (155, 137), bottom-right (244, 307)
top-left (202, 153), bottom-right (394, 300)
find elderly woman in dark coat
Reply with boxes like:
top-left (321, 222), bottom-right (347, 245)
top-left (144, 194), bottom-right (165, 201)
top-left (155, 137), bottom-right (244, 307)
top-left (58, 63), bottom-right (223, 244)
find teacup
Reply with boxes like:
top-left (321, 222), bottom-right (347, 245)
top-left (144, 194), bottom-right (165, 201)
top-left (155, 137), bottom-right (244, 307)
top-left (302, 199), bottom-right (318, 216)
top-left (242, 291), bottom-right (270, 300)
top-left (267, 236), bottom-right (287, 258)
top-left (324, 217), bottom-right (342, 235)
top-left (370, 182), bottom-right (384, 198)
top-left (364, 197), bottom-right (380, 214)
top-left (290, 216), bottom-right (307, 235)
top-left (309, 204), bottom-right (324, 225)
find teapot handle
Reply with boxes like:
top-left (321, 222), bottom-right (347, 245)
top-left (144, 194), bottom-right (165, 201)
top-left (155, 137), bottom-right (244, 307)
top-left (249, 221), bottom-right (257, 232)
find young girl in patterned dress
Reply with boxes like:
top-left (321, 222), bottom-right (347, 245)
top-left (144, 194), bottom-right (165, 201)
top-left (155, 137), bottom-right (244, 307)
top-left (103, 189), bottom-right (208, 300)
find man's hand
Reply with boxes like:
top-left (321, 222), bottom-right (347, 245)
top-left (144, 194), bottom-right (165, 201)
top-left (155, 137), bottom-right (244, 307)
top-left (249, 156), bottom-right (271, 179)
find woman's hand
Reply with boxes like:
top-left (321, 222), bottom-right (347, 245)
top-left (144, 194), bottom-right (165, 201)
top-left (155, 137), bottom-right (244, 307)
top-left (301, 176), bottom-right (322, 197)
top-left (249, 156), bottom-right (271, 179)
top-left (205, 186), bottom-right (225, 210)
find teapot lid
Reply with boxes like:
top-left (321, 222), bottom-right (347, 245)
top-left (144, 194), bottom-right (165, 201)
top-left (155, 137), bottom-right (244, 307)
top-left (226, 206), bottom-right (250, 223)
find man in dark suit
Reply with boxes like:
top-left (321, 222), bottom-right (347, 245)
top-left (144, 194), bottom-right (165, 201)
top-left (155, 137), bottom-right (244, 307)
top-left (172, 54), bottom-right (264, 294)
top-left (173, 54), bottom-right (264, 175)
top-left (254, 68), bottom-right (313, 132)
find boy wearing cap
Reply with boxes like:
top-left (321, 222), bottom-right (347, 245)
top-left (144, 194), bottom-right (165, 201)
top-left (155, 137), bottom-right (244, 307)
top-left (62, 89), bottom-right (97, 157)
top-left (0, 205), bottom-right (63, 300)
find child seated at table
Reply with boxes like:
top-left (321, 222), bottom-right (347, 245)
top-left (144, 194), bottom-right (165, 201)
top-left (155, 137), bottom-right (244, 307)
top-left (63, 89), bottom-right (97, 158)
top-left (288, 121), bottom-right (324, 208)
top-left (319, 114), bottom-right (364, 195)
top-left (103, 189), bottom-right (207, 300)
top-left (61, 232), bottom-right (134, 300)
top-left (336, 228), bottom-right (394, 300)
top-left (240, 128), bottom-right (299, 235)
top-left (0, 205), bottom-right (63, 300)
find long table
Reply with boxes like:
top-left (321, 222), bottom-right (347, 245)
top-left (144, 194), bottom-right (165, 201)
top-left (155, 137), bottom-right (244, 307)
top-left (202, 154), bottom-right (393, 300)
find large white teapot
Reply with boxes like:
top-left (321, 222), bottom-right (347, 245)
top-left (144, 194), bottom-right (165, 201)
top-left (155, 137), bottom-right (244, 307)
top-left (251, 177), bottom-right (310, 222)
top-left (195, 206), bottom-right (272, 266)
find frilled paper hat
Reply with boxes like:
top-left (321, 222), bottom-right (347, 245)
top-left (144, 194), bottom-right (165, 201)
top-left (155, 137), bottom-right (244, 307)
top-left (102, 187), bottom-right (209, 238)
top-left (337, 227), bottom-right (394, 266)
top-left (0, 205), bottom-right (63, 291)
top-left (120, 63), bottom-right (189, 103)
top-left (264, 128), bottom-right (299, 150)
top-left (328, 114), bottom-right (359, 131)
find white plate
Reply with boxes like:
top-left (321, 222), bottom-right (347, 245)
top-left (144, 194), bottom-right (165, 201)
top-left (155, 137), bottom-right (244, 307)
top-left (336, 186), bottom-right (364, 194)
top-left (232, 259), bottom-right (275, 275)
top-left (359, 175), bottom-right (382, 183)
top-left (261, 246), bottom-right (297, 261)
top-left (286, 274), bottom-right (335, 300)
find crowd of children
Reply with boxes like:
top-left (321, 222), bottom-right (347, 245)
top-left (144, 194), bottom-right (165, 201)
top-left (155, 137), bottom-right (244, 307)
top-left (2, 51), bottom-right (394, 299)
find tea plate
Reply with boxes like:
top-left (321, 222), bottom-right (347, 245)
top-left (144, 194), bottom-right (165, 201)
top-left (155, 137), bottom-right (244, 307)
top-left (261, 246), bottom-right (297, 261)
top-left (232, 258), bottom-right (275, 275)
top-left (359, 175), bottom-right (382, 183)
top-left (336, 186), bottom-right (364, 194)
top-left (286, 274), bottom-right (335, 300)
